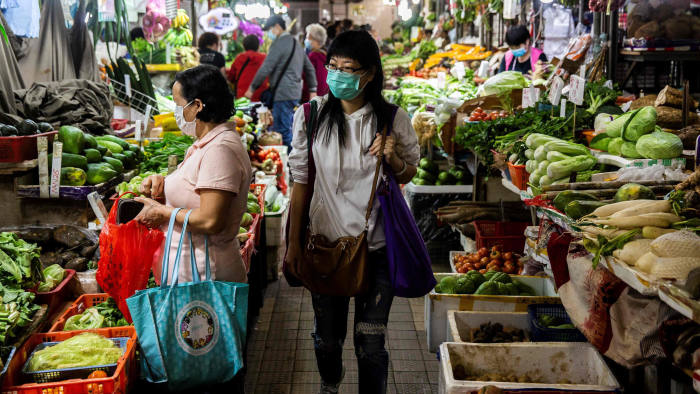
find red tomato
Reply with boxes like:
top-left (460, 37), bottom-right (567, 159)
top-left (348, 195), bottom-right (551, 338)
top-left (477, 248), bottom-right (488, 258)
top-left (503, 252), bottom-right (513, 260)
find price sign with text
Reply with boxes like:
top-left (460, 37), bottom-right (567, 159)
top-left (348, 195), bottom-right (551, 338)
top-left (569, 75), bottom-right (585, 106)
top-left (549, 76), bottom-right (564, 105)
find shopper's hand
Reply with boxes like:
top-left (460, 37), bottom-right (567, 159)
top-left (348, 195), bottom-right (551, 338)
top-left (244, 89), bottom-right (254, 99)
top-left (368, 133), bottom-right (396, 161)
top-left (133, 197), bottom-right (172, 228)
top-left (140, 174), bottom-right (165, 200)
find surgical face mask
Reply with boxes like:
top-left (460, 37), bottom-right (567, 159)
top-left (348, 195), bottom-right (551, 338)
top-left (511, 46), bottom-right (527, 58)
top-left (174, 100), bottom-right (197, 137)
top-left (304, 39), bottom-right (312, 51)
top-left (326, 69), bottom-right (366, 101)
top-left (266, 30), bottom-right (277, 41)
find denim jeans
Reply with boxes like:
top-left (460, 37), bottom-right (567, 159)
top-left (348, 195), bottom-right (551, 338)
top-left (311, 249), bottom-right (394, 394)
top-left (272, 99), bottom-right (298, 151)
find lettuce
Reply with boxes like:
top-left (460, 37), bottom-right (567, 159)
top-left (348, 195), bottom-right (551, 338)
top-left (480, 71), bottom-right (529, 97)
top-left (28, 333), bottom-right (122, 371)
top-left (37, 264), bottom-right (65, 292)
top-left (635, 131), bottom-right (683, 159)
top-left (622, 106), bottom-right (657, 142)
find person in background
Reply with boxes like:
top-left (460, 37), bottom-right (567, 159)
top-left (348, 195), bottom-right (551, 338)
top-left (287, 30), bottom-right (419, 394)
top-left (245, 15), bottom-right (318, 150)
top-left (498, 25), bottom-right (547, 75)
top-left (301, 24), bottom-right (329, 103)
top-left (228, 34), bottom-right (268, 101)
top-left (130, 27), bottom-right (145, 41)
top-left (198, 32), bottom-right (227, 76)
top-left (341, 19), bottom-right (354, 33)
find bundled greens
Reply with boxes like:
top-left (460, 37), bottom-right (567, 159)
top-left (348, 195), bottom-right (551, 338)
top-left (584, 81), bottom-right (620, 115)
top-left (37, 265), bottom-right (66, 293)
top-left (0, 232), bottom-right (43, 289)
top-left (140, 134), bottom-right (194, 172)
top-left (27, 333), bottom-right (123, 372)
top-left (64, 298), bottom-right (128, 331)
top-left (0, 287), bottom-right (40, 344)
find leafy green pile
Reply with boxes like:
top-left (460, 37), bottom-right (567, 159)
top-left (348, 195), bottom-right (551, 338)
top-left (584, 81), bottom-right (620, 115)
top-left (115, 170), bottom-right (167, 198)
top-left (140, 133), bottom-right (194, 173)
top-left (0, 232), bottom-right (43, 289)
top-left (0, 287), bottom-right (40, 344)
top-left (37, 264), bottom-right (65, 293)
top-left (411, 40), bottom-right (438, 61)
top-left (64, 298), bottom-right (128, 331)
top-left (384, 77), bottom-right (477, 113)
top-left (28, 333), bottom-right (123, 372)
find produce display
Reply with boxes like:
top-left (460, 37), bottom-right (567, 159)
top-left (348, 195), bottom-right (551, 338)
top-left (140, 133), bottom-right (194, 173)
top-left (411, 158), bottom-right (471, 186)
top-left (26, 333), bottom-right (123, 372)
top-left (453, 245), bottom-right (522, 274)
top-left (472, 322), bottom-right (527, 343)
top-left (384, 76), bottom-right (477, 114)
top-left (64, 298), bottom-right (128, 330)
top-left (0, 119), bottom-right (53, 136)
top-left (37, 264), bottom-right (66, 293)
top-left (116, 170), bottom-right (167, 197)
top-left (16, 226), bottom-right (98, 272)
top-left (434, 271), bottom-right (536, 296)
top-left (536, 314), bottom-right (575, 330)
top-left (524, 134), bottom-right (597, 187)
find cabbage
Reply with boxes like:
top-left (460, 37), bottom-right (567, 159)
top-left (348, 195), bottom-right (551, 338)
top-left (635, 131), bottom-right (683, 159)
top-left (64, 307), bottom-right (105, 331)
top-left (607, 137), bottom-right (624, 156)
top-left (480, 71), bottom-right (529, 97)
top-left (37, 264), bottom-right (65, 292)
top-left (28, 333), bottom-right (123, 371)
top-left (621, 141), bottom-right (642, 158)
top-left (604, 113), bottom-right (629, 138)
top-left (594, 113), bottom-right (615, 132)
top-left (622, 106), bottom-right (657, 142)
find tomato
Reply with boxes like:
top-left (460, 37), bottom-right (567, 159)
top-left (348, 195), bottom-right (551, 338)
top-left (491, 245), bottom-right (502, 252)
top-left (475, 107), bottom-right (483, 113)
top-left (88, 370), bottom-right (108, 379)
top-left (479, 269), bottom-right (487, 274)
top-left (468, 115), bottom-right (477, 121)
top-left (477, 248), bottom-right (488, 258)
top-left (490, 250), bottom-right (501, 259)
top-left (503, 263), bottom-right (516, 274)
top-left (503, 252), bottom-right (513, 260)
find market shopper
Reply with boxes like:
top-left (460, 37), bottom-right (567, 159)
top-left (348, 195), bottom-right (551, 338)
top-left (228, 34), bottom-right (268, 101)
top-left (302, 23), bottom-right (329, 102)
top-left (245, 15), bottom-right (318, 150)
top-left (197, 32), bottom-right (227, 75)
top-left (286, 30), bottom-right (419, 394)
top-left (498, 25), bottom-right (547, 75)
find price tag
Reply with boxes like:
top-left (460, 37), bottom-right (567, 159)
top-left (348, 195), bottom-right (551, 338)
top-left (124, 74), bottom-right (131, 98)
top-left (579, 64), bottom-right (586, 78)
top-left (166, 44), bottom-right (172, 64)
top-left (37, 137), bottom-right (49, 198)
top-left (569, 75), bottom-right (585, 106)
top-left (87, 192), bottom-right (109, 225)
top-left (135, 120), bottom-right (142, 141)
top-left (530, 86), bottom-right (540, 103)
top-left (436, 72), bottom-right (447, 90)
top-left (621, 100), bottom-right (632, 112)
top-left (522, 86), bottom-right (533, 109)
top-left (549, 76), bottom-right (564, 105)
top-left (50, 141), bottom-right (63, 198)
top-left (144, 104), bottom-right (152, 127)
top-left (560, 98), bottom-right (567, 118)
top-left (450, 62), bottom-right (466, 80)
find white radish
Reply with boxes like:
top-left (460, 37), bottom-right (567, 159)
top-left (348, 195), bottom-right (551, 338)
top-left (587, 200), bottom-right (656, 218)
top-left (642, 226), bottom-right (677, 239)
top-left (610, 200), bottom-right (671, 218)
top-left (615, 239), bottom-right (653, 266)
top-left (636, 252), bottom-right (656, 272)
top-left (592, 213), bottom-right (682, 229)
top-left (580, 226), bottom-right (628, 240)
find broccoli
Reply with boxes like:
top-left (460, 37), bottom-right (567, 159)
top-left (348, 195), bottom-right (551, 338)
top-left (474, 281), bottom-right (500, 295)
top-left (438, 276), bottom-right (459, 294)
top-left (455, 277), bottom-right (475, 294)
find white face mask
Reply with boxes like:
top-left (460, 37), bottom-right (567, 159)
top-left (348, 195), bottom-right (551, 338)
top-left (174, 100), bottom-right (198, 137)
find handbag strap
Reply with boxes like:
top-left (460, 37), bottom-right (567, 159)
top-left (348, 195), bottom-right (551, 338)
top-left (159, 207), bottom-right (182, 286)
top-left (159, 209), bottom-right (193, 288)
top-left (363, 123), bottom-right (388, 229)
top-left (269, 39), bottom-right (296, 102)
top-left (188, 233), bottom-right (211, 283)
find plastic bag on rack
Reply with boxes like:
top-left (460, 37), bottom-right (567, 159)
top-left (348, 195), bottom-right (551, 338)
top-left (96, 193), bottom-right (165, 323)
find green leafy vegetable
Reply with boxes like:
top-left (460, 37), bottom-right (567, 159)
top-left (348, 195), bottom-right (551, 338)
top-left (140, 133), bottom-right (194, 173)
top-left (0, 232), bottom-right (43, 288)
top-left (635, 131), bottom-right (683, 159)
top-left (37, 264), bottom-right (65, 293)
top-left (28, 333), bottom-right (123, 371)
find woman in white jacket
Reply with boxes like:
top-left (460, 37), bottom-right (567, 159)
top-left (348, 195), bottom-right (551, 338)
top-left (286, 30), bottom-right (419, 394)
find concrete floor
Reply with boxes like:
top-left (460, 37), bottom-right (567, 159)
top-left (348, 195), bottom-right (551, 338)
top-left (244, 277), bottom-right (440, 394)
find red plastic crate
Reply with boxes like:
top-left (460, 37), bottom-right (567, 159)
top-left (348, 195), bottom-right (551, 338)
top-left (33, 269), bottom-right (76, 318)
top-left (1, 327), bottom-right (137, 394)
top-left (48, 293), bottom-right (125, 332)
top-left (241, 234), bottom-right (256, 273)
top-left (473, 220), bottom-right (529, 254)
top-left (0, 131), bottom-right (58, 163)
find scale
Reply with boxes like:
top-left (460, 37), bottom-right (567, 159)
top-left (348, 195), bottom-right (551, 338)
top-left (198, 7), bottom-right (239, 35)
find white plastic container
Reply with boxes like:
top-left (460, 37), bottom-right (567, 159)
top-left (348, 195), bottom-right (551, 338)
top-left (438, 342), bottom-right (620, 393)
top-left (447, 310), bottom-right (529, 342)
top-left (265, 202), bottom-right (288, 246)
top-left (426, 273), bottom-right (559, 352)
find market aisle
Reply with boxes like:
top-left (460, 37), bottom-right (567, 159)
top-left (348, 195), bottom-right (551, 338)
top-left (245, 278), bottom-right (439, 394)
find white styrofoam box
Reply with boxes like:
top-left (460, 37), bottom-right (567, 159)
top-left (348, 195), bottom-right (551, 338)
top-left (447, 310), bottom-right (529, 342)
top-left (426, 273), bottom-right (559, 352)
top-left (601, 255), bottom-right (657, 296)
top-left (438, 342), bottom-right (620, 393)
top-left (404, 182), bottom-right (474, 194)
top-left (265, 202), bottom-right (288, 246)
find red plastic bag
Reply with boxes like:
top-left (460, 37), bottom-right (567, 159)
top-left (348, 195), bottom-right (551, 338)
top-left (96, 194), bottom-right (165, 322)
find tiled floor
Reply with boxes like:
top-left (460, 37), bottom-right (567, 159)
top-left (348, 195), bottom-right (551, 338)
top-left (245, 278), bottom-right (439, 394)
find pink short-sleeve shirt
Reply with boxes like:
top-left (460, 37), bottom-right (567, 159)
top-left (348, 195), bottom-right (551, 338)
top-left (159, 123), bottom-right (251, 284)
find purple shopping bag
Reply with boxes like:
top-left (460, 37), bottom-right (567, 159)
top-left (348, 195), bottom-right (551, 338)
top-left (378, 106), bottom-right (436, 298)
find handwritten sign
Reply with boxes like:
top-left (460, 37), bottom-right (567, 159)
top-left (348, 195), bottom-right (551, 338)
top-left (569, 75), bottom-right (585, 106)
top-left (135, 120), bottom-right (142, 141)
top-left (37, 137), bottom-right (49, 198)
top-left (124, 74), bottom-right (131, 98)
top-left (50, 142), bottom-right (63, 198)
top-left (549, 76), bottom-right (564, 105)
top-left (451, 62), bottom-right (466, 80)
top-left (560, 98), bottom-right (567, 118)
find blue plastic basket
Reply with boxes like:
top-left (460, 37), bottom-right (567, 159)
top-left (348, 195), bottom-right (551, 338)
top-left (21, 337), bottom-right (129, 383)
top-left (527, 304), bottom-right (587, 342)
top-left (1, 346), bottom-right (16, 379)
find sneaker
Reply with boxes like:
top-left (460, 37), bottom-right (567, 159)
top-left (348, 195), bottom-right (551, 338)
top-left (318, 367), bottom-right (345, 394)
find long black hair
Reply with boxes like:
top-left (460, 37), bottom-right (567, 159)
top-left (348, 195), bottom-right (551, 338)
top-left (318, 29), bottom-right (390, 146)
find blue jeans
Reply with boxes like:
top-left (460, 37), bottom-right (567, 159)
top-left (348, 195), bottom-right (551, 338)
top-left (311, 249), bottom-right (394, 394)
top-left (272, 100), bottom-right (297, 151)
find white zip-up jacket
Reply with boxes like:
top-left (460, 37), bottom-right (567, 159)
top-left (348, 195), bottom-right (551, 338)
top-left (289, 96), bottom-right (420, 250)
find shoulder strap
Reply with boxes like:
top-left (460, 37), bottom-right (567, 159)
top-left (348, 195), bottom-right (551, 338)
top-left (363, 106), bottom-right (395, 228)
top-left (236, 57), bottom-right (252, 83)
top-left (504, 51), bottom-right (513, 71)
top-left (270, 39), bottom-right (297, 101)
top-left (530, 47), bottom-right (543, 70)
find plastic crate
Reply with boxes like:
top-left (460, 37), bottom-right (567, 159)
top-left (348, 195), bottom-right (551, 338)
top-left (2, 327), bottom-right (137, 394)
top-left (527, 304), bottom-right (587, 342)
top-left (0, 131), bottom-right (58, 163)
top-left (473, 220), bottom-right (529, 254)
top-left (22, 337), bottom-right (129, 383)
top-left (49, 293), bottom-right (122, 332)
top-left (507, 162), bottom-right (529, 191)
top-left (0, 346), bottom-right (16, 380)
top-left (34, 269), bottom-right (76, 317)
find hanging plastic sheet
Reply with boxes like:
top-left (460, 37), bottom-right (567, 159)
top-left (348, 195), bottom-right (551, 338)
top-left (0, 12), bottom-right (24, 115)
top-left (18, 0), bottom-right (77, 86)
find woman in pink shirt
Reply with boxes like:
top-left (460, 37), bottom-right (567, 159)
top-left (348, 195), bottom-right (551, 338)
top-left (302, 23), bottom-right (329, 103)
top-left (134, 64), bottom-right (252, 285)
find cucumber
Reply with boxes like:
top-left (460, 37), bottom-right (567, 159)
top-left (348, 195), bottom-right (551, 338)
top-left (552, 190), bottom-right (598, 212)
top-left (60, 167), bottom-right (87, 186)
top-left (61, 153), bottom-right (88, 169)
top-left (83, 149), bottom-right (102, 163)
top-left (95, 144), bottom-right (108, 156)
top-left (96, 135), bottom-right (130, 150)
top-left (128, 144), bottom-right (140, 153)
top-left (83, 134), bottom-right (98, 149)
top-left (97, 140), bottom-right (123, 154)
top-left (565, 200), bottom-right (607, 220)
top-left (86, 163), bottom-right (118, 185)
top-left (102, 157), bottom-right (124, 173)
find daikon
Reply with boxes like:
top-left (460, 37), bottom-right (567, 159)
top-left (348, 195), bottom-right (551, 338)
top-left (587, 200), bottom-right (656, 218)
top-left (592, 212), bottom-right (682, 229)
top-left (614, 239), bottom-right (653, 266)
top-left (642, 226), bottom-right (677, 239)
top-left (609, 200), bottom-right (671, 218)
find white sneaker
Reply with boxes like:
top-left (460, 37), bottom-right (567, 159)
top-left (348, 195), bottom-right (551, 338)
top-left (319, 367), bottom-right (345, 394)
